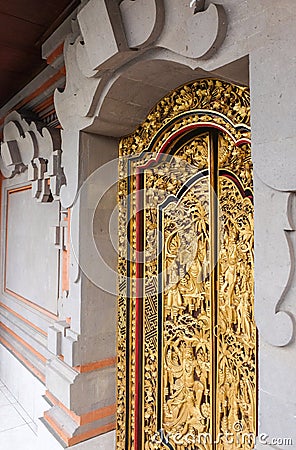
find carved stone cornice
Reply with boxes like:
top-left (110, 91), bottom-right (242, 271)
top-left (0, 111), bottom-right (65, 202)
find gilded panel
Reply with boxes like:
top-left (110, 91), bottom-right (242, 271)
top-left (117, 79), bottom-right (255, 450)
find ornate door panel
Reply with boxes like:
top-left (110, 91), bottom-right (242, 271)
top-left (117, 80), bottom-right (257, 450)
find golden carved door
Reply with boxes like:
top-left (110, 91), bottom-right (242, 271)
top-left (117, 80), bottom-right (257, 450)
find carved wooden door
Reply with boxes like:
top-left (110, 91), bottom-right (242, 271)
top-left (117, 80), bottom-right (257, 450)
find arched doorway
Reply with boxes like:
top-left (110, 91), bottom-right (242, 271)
top-left (117, 79), bottom-right (257, 450)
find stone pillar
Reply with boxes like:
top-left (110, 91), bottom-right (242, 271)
top-left (44, 132), bottom-right (118, 447)
top-left (250, 2), bottom-right (296, 448)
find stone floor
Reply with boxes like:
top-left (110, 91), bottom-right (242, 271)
top-left (0, 378), bottom-right (40, 450)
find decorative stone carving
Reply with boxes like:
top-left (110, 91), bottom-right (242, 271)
top-left (54, 33), bottom-right (101, 130)
top-left (54, 0), bottom-right (228, 208)
top-left (0, 111), bottom-right (65, 202)
top-left (73, 0), bottom-right (227, 76)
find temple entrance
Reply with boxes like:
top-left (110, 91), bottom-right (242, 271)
top-left (117, 79), bottom-right (257, 450)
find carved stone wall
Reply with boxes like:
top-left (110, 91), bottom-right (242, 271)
top-left (1, 0), bottom-right (296, 449)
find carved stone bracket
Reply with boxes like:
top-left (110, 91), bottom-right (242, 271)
top-left (56, 0), bottom-right (227, 125)
top-left (0, 111), bottom-right (65, 202)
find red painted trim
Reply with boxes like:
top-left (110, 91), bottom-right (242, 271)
top-left (0, 68), bottom-right (65, 127)
top-left (34, 95), bottom-right (54, 114)
top-left (16, 68), bottom-right (65, 110)
top-left (134, 168), bottom-right (143, 450)
top-left (0, 322), bottom-right (46, 363)
top-left (41, 107), bottom-right (57, 120)
top-left (140, 123), bottom-right (250, 171)
top-left (74, 356), bottom-right (116, 373)
top-left (0, 302), bottom-right (47, 336)
top-left (4, 289), bottom-right (58, 320)
top-left (46, 43), bottom-right (64, 66)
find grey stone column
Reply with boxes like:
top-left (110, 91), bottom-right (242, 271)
top-left (45, 132), bottom-right (118, 447)
top-left (250, 4), bottom-right (296, 447)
